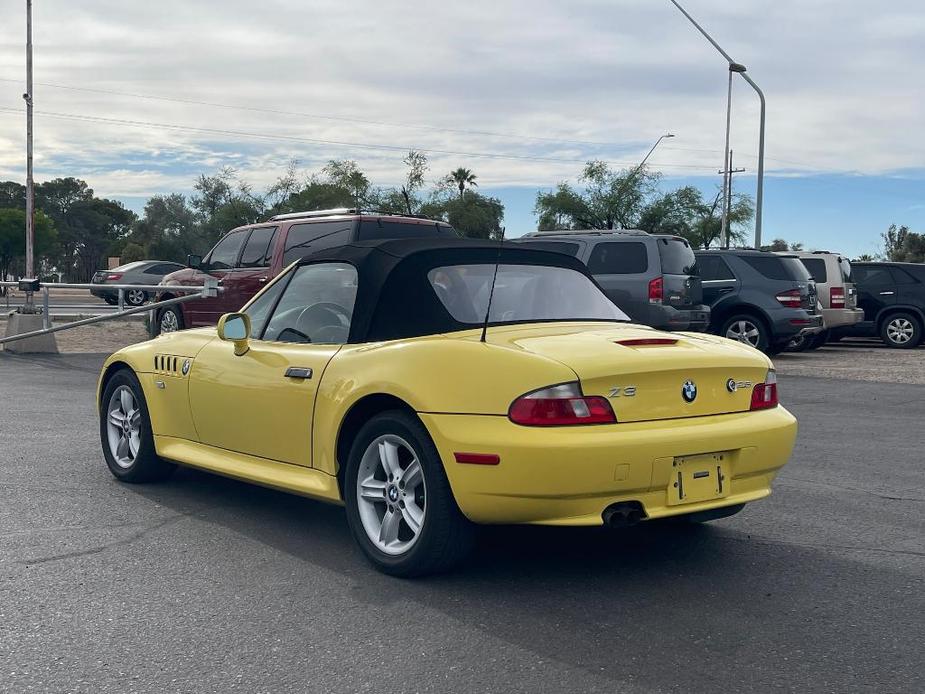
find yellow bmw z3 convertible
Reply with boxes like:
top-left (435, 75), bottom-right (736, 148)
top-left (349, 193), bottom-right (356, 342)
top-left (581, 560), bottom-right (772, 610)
top-left (98, 237), bottom-right (797, 576)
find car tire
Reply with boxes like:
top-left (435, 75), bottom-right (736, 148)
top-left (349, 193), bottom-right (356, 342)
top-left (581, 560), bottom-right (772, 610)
top-left (786, 333), bottom-right (812, 352)
top-left (99, 369), bottom-right (176, 483)
top-left (344, 410), bottom-right (475, 577)
top-left (125, 289), bottom-right (147, 307)
top-left (806, 329), bottom-right (829, 350)
top-left (103, 296), bottom-right (118, 306)
top-left (880, 312), bottom-right (922, 349)
top-left (156, 305), bottom-right (185, 335)
top-left (720, 313), bottom-right (770, 352)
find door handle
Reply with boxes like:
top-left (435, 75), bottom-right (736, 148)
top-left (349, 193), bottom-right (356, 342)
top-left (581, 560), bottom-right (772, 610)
top-left (717, 287), bottom-right (734, 294)
top-left (879, 291), bottom-right (895, 296)
top-left (284, 367), bottom-right (313, 380)
top-left (257, 277), bottom-right (269, 283)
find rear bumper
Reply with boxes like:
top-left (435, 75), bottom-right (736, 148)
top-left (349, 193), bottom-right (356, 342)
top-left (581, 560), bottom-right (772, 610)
top-left (422, 406), bottom-right (797, 526)
top-left (822, 307), bottom-right (864, 329)
top-left (649, 304), bottom-right (711, 332)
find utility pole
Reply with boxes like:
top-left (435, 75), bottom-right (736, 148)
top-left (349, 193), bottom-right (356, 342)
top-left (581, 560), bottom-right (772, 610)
top-left (719, 69), bottom-right (733, 249)
top-left (23, 0), bottom-right (36, 313)
top-left (719, 149), bottom-right (745, 248)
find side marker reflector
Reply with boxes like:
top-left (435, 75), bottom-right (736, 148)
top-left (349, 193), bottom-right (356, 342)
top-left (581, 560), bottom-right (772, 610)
top-left (454, 452), bottom-right (501, 466)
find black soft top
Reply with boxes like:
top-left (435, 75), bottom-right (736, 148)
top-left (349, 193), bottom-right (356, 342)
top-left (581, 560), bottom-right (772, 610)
top-left (297, 237), bottom-right (594, 343)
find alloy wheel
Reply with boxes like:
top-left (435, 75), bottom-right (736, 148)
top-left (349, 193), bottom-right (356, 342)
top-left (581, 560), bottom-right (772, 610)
top-left (886, 317), bottom-right (914, 345)
top-left (725, 319), bottom-right (761, 347)
top-left (159, 309), bottom-right (179, 333)
top-left (106, 386), bottom-right (141, 469)
top-left (126, 289), bottom-right (146, 306)
top-left (355, 434), bottom-right (426, 556)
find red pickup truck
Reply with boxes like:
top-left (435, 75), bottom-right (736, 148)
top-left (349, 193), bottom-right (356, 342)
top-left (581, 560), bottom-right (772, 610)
top-left (155, 209), bottom-right (457, 334)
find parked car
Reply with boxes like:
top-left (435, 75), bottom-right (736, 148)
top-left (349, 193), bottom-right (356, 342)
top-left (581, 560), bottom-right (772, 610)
top-left (695, 249), bottom-right (823, 354)
top-left (835, 262), bottom-right (925, 348)
top-left (781, 251), bottom-right (864, 350)
top-left (514, 230), bottom-right (710, 331)
top-left (155, 209), bottom-right (457, 334)
top-left (98, 237), bottom-right (796, 576)
top-left (90, 261), bottom-right (186, 306)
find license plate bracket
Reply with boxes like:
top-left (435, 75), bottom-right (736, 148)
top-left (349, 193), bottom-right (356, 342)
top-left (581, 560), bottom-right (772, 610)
top-left (667, 452), bottom-right (730, 506)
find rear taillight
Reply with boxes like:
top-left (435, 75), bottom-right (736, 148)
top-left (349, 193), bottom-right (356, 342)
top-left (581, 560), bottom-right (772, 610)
top-left (106, 273), bottom-right (123, 281)
top-left (648, 276), bottom-right (664, 304)
top-left (750, 370), bottom-right (779, 410)
top-left (508, 382), bottom-right (616, 426)
top-left (830, 286), bottom-right (845, 308)
top-left (775, 289), bottom-right (802, 308)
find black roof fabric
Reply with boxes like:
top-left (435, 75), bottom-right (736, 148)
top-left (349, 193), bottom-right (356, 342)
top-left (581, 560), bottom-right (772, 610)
top-left (297, 238), bottom-right (593, 343)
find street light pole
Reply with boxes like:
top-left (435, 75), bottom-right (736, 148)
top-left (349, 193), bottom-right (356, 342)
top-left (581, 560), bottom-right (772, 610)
top-left (667, 0), bottom-right (765, 248)
top-left (23, 0), bottom-right (35, 313)
top-left (636, 132), bottom-right (675, 172)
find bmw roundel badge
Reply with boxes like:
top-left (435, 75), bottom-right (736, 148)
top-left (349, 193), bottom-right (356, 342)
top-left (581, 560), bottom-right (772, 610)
top-left (681, 380), bottom-right (697, 403)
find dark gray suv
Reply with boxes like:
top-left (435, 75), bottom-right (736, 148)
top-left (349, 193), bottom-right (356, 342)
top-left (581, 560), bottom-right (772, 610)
top-left (514, 230), bottom-right (710, 331)
top-left (695, 249), bottom-right (824, 353)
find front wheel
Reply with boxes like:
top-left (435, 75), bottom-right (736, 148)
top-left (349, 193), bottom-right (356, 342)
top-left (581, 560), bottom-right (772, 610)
top-left (344, 410), bottom-right (475, 577)
top-left (125, 289), bottom-right (147, 306)
top-left (100, 369), bottom-right (175, 483)
top-left (880, 312), bottom-right (922, 349)
top-left (156, 305), bottom-right (185, 335)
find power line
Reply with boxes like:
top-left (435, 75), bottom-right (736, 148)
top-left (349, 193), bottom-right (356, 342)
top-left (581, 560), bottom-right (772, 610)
top-left (0, 77), bottom-right (641, 150)
top-left (0, 106), bottom-right (720, 170)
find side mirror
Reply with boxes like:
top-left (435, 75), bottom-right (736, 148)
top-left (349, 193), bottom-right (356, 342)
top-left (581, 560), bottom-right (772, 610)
top-left (217, 312), bottom-right (251, 356)
top-left (187, 254), bottom-right (203, 270)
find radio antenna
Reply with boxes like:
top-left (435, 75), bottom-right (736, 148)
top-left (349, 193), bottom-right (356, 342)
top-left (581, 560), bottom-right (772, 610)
top-left (479, 226), bottom-right (505, 343)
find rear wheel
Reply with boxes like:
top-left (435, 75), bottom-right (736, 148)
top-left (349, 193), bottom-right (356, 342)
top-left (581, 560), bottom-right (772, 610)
top-left (103, 296), bottom-right (118, 306)
top-left (100, 370), bottom-right (175, 483)
top-left (720, 314), bottom-right (769, 352)
top-left (344, 410), bottom-right (474, 577)
top-left (880, 312), bottom-right (922, 349)
top-left (806, 329), bottom-right (829, 350)
top-left (157, 305), bottom-right (185, 335)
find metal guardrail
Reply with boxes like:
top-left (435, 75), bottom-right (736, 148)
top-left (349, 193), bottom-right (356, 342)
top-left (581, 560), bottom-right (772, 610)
top-left (0, 279), bottom-right (220, 346)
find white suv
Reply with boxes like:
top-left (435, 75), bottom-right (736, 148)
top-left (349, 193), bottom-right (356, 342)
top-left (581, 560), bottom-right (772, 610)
top-left (782, 251), bottom-right (864, 349)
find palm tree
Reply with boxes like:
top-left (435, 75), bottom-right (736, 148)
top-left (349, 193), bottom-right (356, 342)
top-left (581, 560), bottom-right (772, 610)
top-left (447, 168), bottom-right (478, 198)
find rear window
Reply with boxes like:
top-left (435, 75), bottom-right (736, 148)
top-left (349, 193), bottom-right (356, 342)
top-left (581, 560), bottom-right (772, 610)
top-left (656, 237), bottom-right (697, 275)
top-left (799, 258), bottom-right (828, 283)
top-left (586, 242), bottom-right (648, 274)
top-left (517, 240), bottom-right (581, 257)
top-left (839, 257), bottom-right (852, 282)
top-left (428, 264), bottom-right (628, 325)
top-left (357, 220), bottom-right (456, 241)
top-left (742, 255), bottom-right (809, 281)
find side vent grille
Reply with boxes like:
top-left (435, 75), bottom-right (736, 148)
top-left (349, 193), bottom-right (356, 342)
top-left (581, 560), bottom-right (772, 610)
top-left (154, 354), bottom-right (183, 376)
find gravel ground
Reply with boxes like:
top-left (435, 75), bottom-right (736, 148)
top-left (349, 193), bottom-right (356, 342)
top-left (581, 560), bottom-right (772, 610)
top-left (773, 339), bottom-right (925, 385)
top-left (1, 318), bottom-right (150, 354)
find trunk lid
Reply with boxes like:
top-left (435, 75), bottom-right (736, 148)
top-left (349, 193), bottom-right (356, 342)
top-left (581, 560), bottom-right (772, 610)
top-left (481, 323), bottom-right (771, 423)
top-left (655, 236), bottom-right (703, 308)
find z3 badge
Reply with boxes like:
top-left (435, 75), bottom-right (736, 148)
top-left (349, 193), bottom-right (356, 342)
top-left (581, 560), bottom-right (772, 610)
top-left (608, 386), bottom-right (637, 398)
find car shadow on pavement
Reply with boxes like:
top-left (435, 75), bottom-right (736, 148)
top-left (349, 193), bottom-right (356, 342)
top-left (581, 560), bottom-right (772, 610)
top-left (126, 465), bottom-right (924, 692)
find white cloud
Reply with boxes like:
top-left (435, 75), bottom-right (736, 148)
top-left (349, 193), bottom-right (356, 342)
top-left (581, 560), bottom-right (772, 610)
top-left (0, 0), bottom-right (923, 202)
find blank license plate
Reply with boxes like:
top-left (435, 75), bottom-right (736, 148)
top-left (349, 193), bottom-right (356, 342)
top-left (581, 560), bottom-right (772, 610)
top-left (667, 452), bottom-right (730, 506)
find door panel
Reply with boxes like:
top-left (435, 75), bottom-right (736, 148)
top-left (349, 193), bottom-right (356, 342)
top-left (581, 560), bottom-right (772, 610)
top-left (853, 265), bottom-right (896, 322)
top-left (188, 339), bottom-right (340, 466)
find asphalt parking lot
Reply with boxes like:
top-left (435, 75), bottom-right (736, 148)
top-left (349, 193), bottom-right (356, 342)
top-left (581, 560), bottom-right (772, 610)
top-left (1, 351), bottom-right (923, 693)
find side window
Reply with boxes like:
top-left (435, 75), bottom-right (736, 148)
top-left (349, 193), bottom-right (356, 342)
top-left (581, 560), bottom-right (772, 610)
top-left (586, 242), bottom-right (648, 274)
top-left (262, 263), bottom-right (358, 344)
top-left (206, 231), bottom-right (247, 271)
top-left (239, 226), bottom-right (278, 268)
top-left (800, 258), bottom-right (828, 283)
top-left (144, 264), bottom-right (168, 275)
top-left (243, 272), bottom-right (290, 339)
top-left (519, 241), bottom-right (582, 257)
top-left (697, 255), bottom-right (736, 281)
top-left (741, 256), bottom-right (790, 280)
top-left (852, 266), bottom-right (891, 285)
top-left (890, 267), bottom-right (917, 284)
top-left (283, 221), bottom-right (355, 266)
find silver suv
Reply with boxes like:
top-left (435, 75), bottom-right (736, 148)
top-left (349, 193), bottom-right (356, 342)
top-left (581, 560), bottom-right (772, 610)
top-left (514, 230), bottom-right (710, 331)
top-left (782, 251), bottom-right (863, 349)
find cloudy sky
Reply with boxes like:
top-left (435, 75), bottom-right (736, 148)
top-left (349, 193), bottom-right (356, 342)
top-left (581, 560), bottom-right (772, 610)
top-left (1, 0), bottom-right (923, 256)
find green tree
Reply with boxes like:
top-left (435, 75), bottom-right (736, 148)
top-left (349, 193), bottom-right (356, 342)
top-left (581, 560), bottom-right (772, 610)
top-left (192, 168), bottom-right (264, 249)
top-left (766, 238), bottom-right (804, 252)
top-left (881, 224), bottom-right (924, 262)
top-left (421, 192), bottom-right (504, 240)
top-left (535, 161), bottom-right (659, 231)
top-left (0, 181), bottom-right (25, 209)
top-left (446, 168), bottom-right (478, 198)
top-left (0, 208), bottom-right (56, 281)
top-left (120, 242), bottom-right (146, 264)
top-left (129, 193), bottom-right (199, 261)
top-left (637, 185), bottom-right (752, 249)
top-left (322, 160), bottom-right (371, 208)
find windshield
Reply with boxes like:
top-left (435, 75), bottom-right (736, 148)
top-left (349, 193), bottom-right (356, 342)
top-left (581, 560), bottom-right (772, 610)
top-left (427, 263), bottom-right (629, 325)
top-left (656, 237), bottom-right (697, 275)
